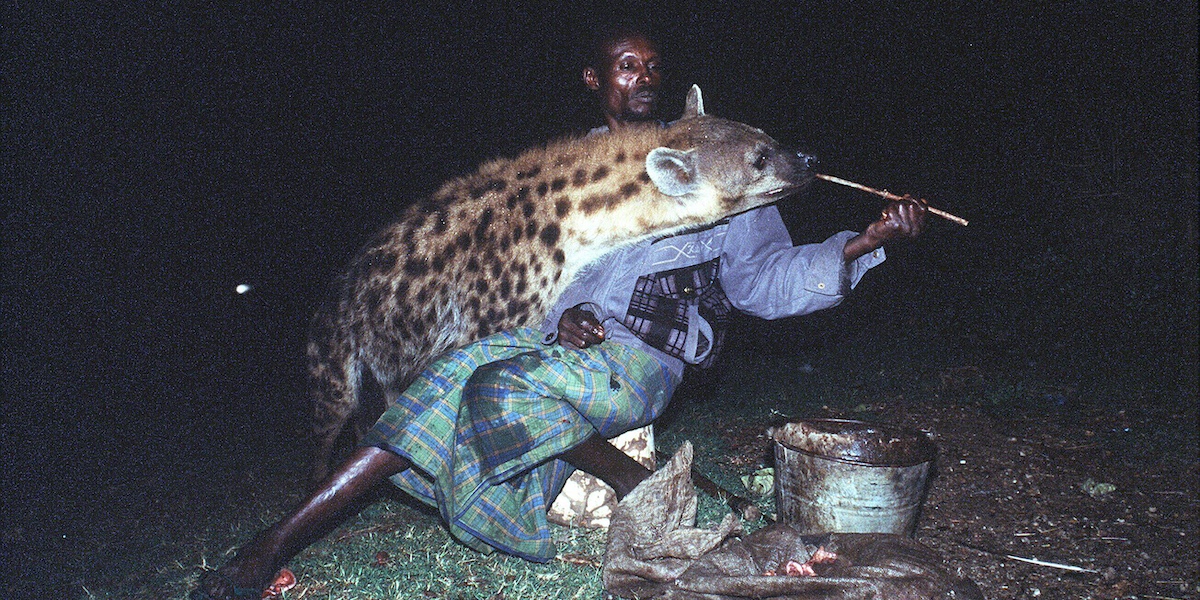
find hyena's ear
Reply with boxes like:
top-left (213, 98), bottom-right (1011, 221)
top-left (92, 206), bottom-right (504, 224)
top-left (682, 84), bottom-right (705, 119)
top-left (646, 147), bottom-right (699, 197)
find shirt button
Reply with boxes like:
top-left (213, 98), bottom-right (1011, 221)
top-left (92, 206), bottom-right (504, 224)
top-left (817, 282), bottom-right (826, 290)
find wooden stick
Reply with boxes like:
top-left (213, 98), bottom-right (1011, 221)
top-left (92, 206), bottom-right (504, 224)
top-left (999, 553), bottom-right (1099, 574)
top-left (816, 173), bottom-right (969, 226)
top-left (954, 539), bottom-right (1099, 573)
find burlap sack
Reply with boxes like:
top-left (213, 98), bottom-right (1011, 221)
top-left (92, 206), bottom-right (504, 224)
top-left (603, 442), bottom-right (983, 600)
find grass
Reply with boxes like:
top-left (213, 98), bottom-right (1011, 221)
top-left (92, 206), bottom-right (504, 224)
top-left (31, 393), bottom-right (759, 600)
top-left (275, 503), bottom-right (610, 599)
top-left (138, 469), bottom-right (737, 600)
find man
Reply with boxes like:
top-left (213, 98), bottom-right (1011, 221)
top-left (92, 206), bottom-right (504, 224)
top-left (581, 25), bottom-right (664, 132)
top-left (193, 27), bottom-right (925, 599)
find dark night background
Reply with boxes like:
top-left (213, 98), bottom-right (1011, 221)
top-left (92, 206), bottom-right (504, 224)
top-left (2, 1), bottom-right (1196, 597)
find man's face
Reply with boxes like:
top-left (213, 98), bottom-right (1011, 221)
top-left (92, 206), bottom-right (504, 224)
top-left (587, 35), bottom-right (663, 125)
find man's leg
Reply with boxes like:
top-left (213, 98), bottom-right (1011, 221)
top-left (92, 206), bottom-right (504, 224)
top-left (460, 345), bottom-right (668, 506)
top-left (559, 433), bottom-right (652, 500)
top-left (194, 447), bottom-right (410, 599)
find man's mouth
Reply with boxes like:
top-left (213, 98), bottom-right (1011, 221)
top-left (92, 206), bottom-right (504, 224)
top-left (631, 88), bottom-right (658, 102)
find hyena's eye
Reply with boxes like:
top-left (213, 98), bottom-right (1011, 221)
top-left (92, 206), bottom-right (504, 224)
top-left (752, 151), bottom-right (769, 171)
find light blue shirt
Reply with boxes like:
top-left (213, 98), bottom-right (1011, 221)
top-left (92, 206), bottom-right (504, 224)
top-left (541, 202), bottom-right (885, 380)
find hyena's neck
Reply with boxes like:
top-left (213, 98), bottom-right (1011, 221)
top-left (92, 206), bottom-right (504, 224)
top-left (548, 127), bottom-right (724, 267)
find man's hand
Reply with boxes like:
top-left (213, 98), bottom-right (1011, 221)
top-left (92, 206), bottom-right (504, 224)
top-left (843, 197), bottom-right (927, 262)
top-left (557, 305), bottom-right (606, 349)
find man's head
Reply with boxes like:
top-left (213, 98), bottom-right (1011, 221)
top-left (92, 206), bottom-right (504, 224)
top-left (583, 27), bottom-right (663, 130)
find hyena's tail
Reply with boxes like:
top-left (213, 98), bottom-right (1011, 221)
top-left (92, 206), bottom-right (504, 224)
top-left (305, 303), bottom-right (360, 487)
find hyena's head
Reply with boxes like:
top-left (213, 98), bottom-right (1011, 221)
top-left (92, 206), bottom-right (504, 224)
top-left (646, 85), bottom-right (816, 220)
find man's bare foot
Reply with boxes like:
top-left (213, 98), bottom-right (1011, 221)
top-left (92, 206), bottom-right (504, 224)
top-left (192, 537), bottom-right (283, 600)
top-left (192, 448), bottom-right (411, 599)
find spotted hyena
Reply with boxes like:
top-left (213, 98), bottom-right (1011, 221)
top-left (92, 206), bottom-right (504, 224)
top-left (307, 86), bottom-right (815, 483)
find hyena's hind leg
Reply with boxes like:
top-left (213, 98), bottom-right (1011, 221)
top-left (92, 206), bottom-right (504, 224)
top-left (305, 325), bottom-right (362, 486)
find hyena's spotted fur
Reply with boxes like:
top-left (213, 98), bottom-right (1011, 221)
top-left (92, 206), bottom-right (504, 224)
top-left (307, 86), bottom-right (815, 483)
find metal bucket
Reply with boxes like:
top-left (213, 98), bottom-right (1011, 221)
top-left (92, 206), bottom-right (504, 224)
top-left (770, 419), bottom-right (937, 536)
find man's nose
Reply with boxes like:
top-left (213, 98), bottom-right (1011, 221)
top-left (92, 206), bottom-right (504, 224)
top-left (636, 63), bottom-right (657, 83)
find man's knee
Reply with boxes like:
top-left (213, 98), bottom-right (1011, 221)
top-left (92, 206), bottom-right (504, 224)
top-left (460, 357), bottom-right (540, 426)
top-left (464, 354), bottom-right (545, 397)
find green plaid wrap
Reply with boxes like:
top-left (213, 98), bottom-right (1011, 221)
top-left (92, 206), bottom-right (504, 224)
top-left (360, 327), bottom-right (678, 562)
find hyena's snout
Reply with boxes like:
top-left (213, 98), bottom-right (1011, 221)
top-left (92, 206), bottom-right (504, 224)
top-left (765, 148), bottom-right (818, 199)
top-left (798, 150), bottom-right (817, 172)
top-left (789, 149), bottom-right (818, 184)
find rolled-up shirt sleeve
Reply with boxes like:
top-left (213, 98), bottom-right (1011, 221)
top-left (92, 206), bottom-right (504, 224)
top-left (720, 206), bottom-right (886, 319)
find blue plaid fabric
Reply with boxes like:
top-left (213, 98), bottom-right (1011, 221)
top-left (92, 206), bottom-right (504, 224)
top-left (360, 328), bottom-right (678, 562)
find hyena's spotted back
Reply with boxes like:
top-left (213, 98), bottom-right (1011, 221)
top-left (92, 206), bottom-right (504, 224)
top-left (306, 86), bottom-right (815, 483)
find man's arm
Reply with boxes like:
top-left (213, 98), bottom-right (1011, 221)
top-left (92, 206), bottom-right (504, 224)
top-left (843, 198), bottom-right (927, 263)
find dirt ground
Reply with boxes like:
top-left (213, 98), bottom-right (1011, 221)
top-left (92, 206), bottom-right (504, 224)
top-left (911, 397), bottom-right (1198, 599)
top-left (698, 395), bottom-right (1198, 599)
top-left (658, 338), bottom-right (1199, 600)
